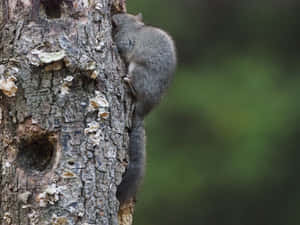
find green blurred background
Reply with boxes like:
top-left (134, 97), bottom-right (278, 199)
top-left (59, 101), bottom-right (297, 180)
top-left (126, 1), bottom-right (300, 225)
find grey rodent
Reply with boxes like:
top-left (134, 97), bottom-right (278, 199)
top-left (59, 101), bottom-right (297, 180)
top-left (113, 13), bottom-right (177, 205)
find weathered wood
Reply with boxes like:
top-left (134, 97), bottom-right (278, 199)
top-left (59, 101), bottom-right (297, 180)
top-left (0, 0), bottom-right (134, 224)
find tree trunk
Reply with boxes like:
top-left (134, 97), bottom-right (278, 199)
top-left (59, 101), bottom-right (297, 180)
top-left (0, 0), bottom-right (134, 224)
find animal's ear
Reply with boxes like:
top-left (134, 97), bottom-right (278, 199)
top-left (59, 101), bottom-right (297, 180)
top-left (136, 13), bottom-right (143, 21)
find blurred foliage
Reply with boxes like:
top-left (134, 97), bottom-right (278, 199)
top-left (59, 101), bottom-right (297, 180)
top-left (126, 1), bottom-right (300, 225)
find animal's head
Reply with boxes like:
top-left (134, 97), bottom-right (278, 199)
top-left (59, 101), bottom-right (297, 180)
top-left (112, 13), bottom-right (144, 30)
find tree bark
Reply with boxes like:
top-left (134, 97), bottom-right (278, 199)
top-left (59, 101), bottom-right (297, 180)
top-left (0, 0), bottom-right (134, 224)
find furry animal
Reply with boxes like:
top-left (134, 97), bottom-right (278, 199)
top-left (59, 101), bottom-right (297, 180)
top-left (113, 13), bottom-right (176, 205)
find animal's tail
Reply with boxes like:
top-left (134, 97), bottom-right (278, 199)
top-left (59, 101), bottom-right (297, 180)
top-left (117, 113), bottom-right (146, 205)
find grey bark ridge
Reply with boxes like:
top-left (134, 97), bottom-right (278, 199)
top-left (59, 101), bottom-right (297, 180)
top-left (0, 0), bottom-right (132, 224)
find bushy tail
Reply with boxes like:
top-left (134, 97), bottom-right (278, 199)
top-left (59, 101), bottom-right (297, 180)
top-left (117, 114), bottom-right (146, 205)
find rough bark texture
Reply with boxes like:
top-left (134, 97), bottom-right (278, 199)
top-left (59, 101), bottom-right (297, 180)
top-left (0, 0), bottom-right (134, 224)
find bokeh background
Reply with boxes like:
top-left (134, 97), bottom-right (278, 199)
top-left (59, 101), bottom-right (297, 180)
top-left (126, 1), bottom-right (300, 225)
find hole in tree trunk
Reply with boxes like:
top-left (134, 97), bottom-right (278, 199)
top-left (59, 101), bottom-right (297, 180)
top-left (17, 135), bottom-right (56, 173)
top-left (44, 5), bottom-right (61, 18)
top-left (40, 0), bottom-right (64, 19)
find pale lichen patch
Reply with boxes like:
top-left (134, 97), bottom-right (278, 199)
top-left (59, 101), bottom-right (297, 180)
top-left (36, 192), bottom-right (48, 207)
top-left (95, 41), bottom-right (105, 52)
top-left (3, 212), bottom-right (12, 225)
top-left (86, 60), bottom-right (96, 70)
top-left (99, 107), bottom-right (109, 119)
top-left (45, 183), bottom-right (59, 195)
top-left (88, 91), bottom-right (110, 119)
top-left (60, 76), bottom-right (74, 96)
top-left (60, 85), bottom-right (70, 96)
top-left (64, 76), bottom-right (74, 83)
top-left (90, 70), bottom-right (98, 79)
top-left (84, 121), bottom-right (103, 146)
top-left (37, 50), bottom-right (66, 64)
top-left (79, 54), bottom-right (98, 72)
top-left (84, 121), bottom-right (100, 134)
top-left (89, 129), bottom-right (102, 146)
top-left (28, 209), bottom-right (38, 225)
top-left (29, 49), bottom-right (66, 66)
top-left (18, 191), bottom-right (32, 204)
top-left (36, 184), bottom-right (60, 207)
top-left (0, 75), bottom-right (18, 97)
